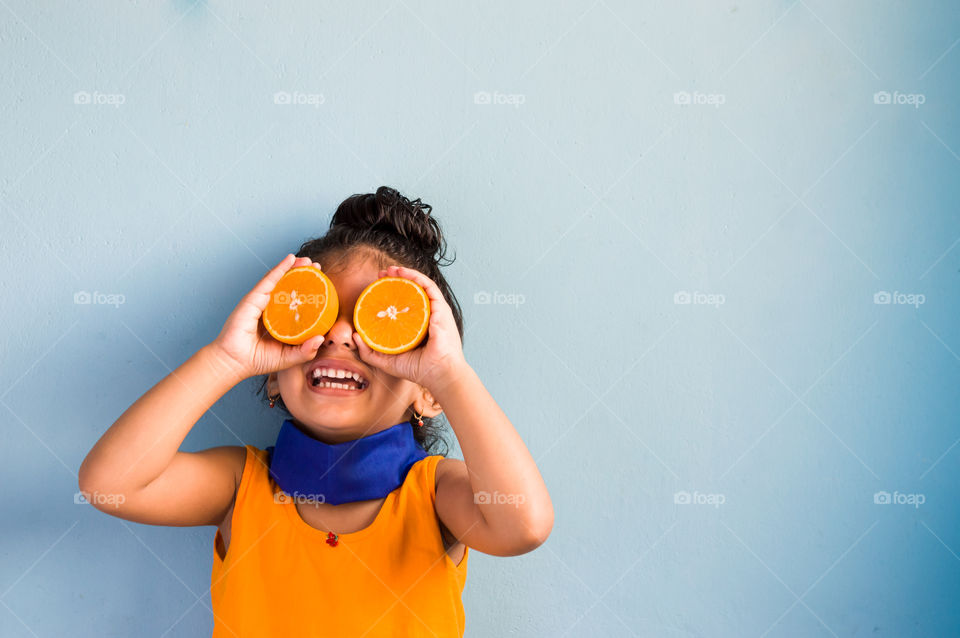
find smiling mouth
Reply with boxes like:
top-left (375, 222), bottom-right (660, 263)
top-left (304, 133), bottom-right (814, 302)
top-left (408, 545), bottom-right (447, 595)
top-left (308, 367), bottom-right (369, 391)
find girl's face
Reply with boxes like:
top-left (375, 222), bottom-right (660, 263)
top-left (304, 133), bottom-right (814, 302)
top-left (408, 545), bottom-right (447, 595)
top-left (267, 251), bottom-right (430, 443)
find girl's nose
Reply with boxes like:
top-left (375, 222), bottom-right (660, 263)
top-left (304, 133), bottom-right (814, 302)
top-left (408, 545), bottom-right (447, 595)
top-left (322, 315), bottom-right (356, 350)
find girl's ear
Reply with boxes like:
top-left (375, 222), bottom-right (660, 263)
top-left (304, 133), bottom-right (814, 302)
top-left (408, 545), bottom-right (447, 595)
top-left (267, 373), bottom-right (279, 396)
top-left (413, 386), bottom-right (443, 418)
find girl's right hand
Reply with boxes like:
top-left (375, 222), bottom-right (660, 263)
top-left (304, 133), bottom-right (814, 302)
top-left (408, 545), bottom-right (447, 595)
top-left (208, 254), bottom-right (327, 380)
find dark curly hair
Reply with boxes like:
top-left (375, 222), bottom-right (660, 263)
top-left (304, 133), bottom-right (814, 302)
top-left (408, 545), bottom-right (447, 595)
top-left (255, 186), bottom-right (464, 456)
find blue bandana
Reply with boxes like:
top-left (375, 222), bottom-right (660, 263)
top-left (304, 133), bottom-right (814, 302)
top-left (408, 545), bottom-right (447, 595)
top-left (266, 418), bottom-right (428, 505)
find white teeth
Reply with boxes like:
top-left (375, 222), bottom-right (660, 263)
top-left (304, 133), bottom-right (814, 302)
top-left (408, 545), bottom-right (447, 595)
top-left (309, 366), bottom-right (367, 388)
top-left (312, 380), bottom-right (361, 390)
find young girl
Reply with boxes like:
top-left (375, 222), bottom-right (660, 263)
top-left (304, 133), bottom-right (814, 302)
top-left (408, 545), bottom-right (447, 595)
top-left (78, 186), bottom-right (554, 637)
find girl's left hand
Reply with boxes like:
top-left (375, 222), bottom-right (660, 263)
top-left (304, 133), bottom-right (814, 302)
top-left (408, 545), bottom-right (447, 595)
top-left (352, 265), bottom-right (467, 391)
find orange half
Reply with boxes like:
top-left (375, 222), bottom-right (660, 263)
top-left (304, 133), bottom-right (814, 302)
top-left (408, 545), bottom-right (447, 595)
top-left (262, 266), bottom-right (339, 345)
top-left (353, 277), bottom-right (430, 354)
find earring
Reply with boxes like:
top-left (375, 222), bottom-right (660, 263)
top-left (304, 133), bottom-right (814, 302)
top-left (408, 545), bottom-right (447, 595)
top-left (412, 410), bottom-right (424, 427)
top-left (269, 393), bottom-right (280, 408)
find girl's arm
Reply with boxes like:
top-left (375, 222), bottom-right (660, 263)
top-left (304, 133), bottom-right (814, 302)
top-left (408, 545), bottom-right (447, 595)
top-left (78, 254), bottom-right (326, 526)
top-left (77, 344), bottom-right (247, 526)
top-left (431, 363), bottom-right (555, 556)
top-left (351, 264), bottom-right (554, 556)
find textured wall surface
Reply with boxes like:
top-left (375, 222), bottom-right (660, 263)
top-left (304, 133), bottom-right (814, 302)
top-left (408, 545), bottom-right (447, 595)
top-left (2, 1), bottom-right (959, 636)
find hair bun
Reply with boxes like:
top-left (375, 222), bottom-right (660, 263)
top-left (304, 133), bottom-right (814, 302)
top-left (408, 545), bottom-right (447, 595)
top-left (330, 186), bottom-right (446, 260)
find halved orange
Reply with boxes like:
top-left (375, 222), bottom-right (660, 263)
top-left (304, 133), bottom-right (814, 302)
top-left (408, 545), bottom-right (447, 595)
top-left (353, 277), bottom-right (431, 354)
top-left (262, 266), bottom-right (339, 345)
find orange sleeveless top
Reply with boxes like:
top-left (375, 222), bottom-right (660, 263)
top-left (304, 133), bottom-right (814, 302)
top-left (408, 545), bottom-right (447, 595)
top-left (210, 445), bottom-right (469, 637)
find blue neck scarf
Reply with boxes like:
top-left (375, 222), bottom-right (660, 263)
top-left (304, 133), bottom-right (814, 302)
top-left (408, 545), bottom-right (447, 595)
top-left (266, 418), bottom-right (428, 505)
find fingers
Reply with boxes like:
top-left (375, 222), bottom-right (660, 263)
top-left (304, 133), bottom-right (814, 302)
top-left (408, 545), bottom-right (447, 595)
top-left (250, 254), bottom-right (295, 301)
top-left (352, 332), bottom-right (390, 368)
top-left (294, 334), bottom-right (325, 361)
top-left (383, 265), bottom-right (448, 309)
top-left (242, 255), bottom-right (316, 318)
top-left (277, 334), bottom-right (326, 370)
top-left (229, 254), bottom-right (293, 326)
top-left (303, 334), bottom-right (326, 352)
top-left (354, 337), bottom-right (387, 373)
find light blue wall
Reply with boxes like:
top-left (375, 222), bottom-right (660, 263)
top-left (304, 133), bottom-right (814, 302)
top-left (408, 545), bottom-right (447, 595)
top-left (2, 1), bottom-right (958, 636)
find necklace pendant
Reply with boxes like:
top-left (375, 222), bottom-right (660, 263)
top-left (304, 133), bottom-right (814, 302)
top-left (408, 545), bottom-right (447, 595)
top-left (326, 531), bottom-right (339, 547)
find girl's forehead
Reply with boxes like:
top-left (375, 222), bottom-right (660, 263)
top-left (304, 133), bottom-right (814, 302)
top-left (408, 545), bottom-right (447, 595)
top-left (324, 253), bottom-right (392, 295)
top-left (324, 247), bottom-right (387, 273)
